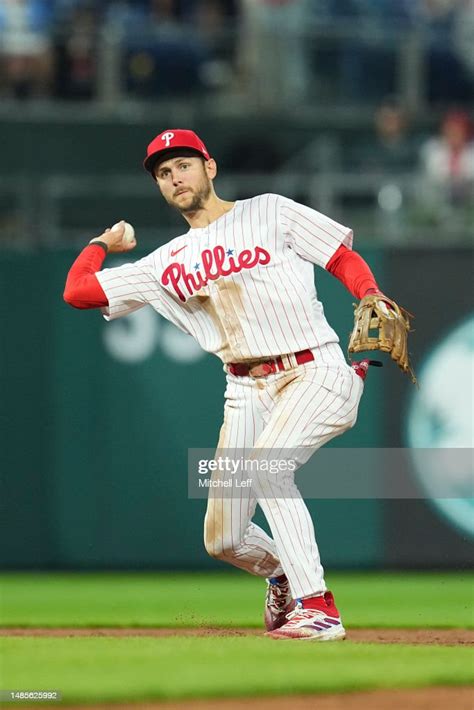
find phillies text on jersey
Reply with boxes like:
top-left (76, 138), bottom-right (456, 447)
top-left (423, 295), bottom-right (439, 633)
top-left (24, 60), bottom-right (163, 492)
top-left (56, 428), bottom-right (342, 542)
top-left (96, 194), bottom-right (353, 364)
top-left (94, 190), bottom-right (364, 604)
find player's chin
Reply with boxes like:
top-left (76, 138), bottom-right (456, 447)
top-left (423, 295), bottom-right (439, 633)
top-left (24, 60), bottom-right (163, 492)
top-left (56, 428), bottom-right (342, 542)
top-left (170, 192), bottom-right (193, 209)
top-left (179, 196), bottom-right (202, 214)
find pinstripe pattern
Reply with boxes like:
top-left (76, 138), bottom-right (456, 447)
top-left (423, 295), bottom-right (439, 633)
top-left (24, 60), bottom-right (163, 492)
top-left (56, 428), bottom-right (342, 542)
top-left (96, 194), bottom-right (353, 363)
top-left (204, 347), bottom-right (363, 599)
top-left (95, 193), bottom-right (363, 599)
top-left (203, 376), bottom-right (285, 579)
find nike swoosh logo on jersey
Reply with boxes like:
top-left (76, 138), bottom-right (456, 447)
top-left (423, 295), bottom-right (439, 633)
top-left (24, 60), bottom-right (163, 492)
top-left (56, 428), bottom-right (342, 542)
top-left (170, 245), bottom-right (188, 257)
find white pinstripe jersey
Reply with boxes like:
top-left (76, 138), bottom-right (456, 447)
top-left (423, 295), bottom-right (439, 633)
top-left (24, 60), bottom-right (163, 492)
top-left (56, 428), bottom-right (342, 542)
top-left (96, 193), bottom-right (353, 363)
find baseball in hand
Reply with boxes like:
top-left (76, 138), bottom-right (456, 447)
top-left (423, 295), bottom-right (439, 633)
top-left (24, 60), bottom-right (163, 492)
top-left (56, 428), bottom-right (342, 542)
top-left (112, 220), bottom-right (136, 246)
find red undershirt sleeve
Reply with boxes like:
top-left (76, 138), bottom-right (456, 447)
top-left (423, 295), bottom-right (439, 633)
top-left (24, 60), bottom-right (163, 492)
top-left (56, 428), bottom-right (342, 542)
top-left (63, 244), bottom-right (109, 309)
top-left (326, 244), bottom-right (380, 299)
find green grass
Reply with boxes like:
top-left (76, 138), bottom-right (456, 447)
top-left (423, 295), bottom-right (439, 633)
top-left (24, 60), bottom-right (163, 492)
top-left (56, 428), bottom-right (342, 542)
top-left (0, 571), bottom-right (473, 628)
top-left (1, 637), bottom-right (473, 703)
top-left (1, 572), bottom-right (472, 704)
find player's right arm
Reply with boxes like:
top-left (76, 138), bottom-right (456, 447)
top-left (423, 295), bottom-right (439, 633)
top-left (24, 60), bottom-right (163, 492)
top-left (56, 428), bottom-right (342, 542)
top-left (64, 223), bottom-right (136, 310)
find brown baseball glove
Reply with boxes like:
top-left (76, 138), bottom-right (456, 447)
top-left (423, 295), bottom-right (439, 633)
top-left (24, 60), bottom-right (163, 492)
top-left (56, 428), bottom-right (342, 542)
top-left (348, 294), bottom-right (417, 384)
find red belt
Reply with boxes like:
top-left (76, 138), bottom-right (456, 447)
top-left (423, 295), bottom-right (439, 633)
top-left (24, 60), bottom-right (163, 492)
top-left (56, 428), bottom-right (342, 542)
top-left (227, 349), bottom-right (314, 378)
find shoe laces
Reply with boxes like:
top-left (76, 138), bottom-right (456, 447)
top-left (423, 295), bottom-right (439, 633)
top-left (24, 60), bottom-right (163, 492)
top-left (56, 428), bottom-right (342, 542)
top-left (266, 578), bottom-right (291, 612)
top-left (284, 603), bottom-right (326, 626)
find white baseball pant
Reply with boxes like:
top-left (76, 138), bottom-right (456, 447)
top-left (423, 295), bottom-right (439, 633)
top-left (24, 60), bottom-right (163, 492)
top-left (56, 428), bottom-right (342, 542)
top-left (203, 345), bottom-right (364, 599)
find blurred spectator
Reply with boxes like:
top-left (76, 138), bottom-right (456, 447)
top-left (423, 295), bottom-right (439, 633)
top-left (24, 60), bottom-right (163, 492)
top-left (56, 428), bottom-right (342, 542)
top-left (238, 0), bottom-right (310, 107)
top-left (453, 0), bottom-right (474, 77)
top-left (342, 97), bottom-right (419, 243)
top-left (108, 0), bottom-right (208, 97)
top-left (416, 0), bottom-right (473, 105)
top-left (418, 110), bottom-right (474, 219)
top-left (53, 3), bottom-right (100, 99)
top-left (0, 0), bottom-right (54, 99)
top-left (192, 0), bottom-right (239, 91)
top-left (348, 98), bottom-right (417, 173)
top-left (319, 0), bottom-right (473, 106)
top-left (335, 0), bottom-right (414, 103)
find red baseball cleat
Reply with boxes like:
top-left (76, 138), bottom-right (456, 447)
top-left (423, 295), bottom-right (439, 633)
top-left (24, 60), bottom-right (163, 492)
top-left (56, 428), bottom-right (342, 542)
top-left (266, 590), bottom-right (346, 641)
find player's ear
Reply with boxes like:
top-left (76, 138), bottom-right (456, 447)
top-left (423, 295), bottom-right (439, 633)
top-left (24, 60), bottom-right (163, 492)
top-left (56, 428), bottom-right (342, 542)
top-left (205, 158), bottom-right (217, 180)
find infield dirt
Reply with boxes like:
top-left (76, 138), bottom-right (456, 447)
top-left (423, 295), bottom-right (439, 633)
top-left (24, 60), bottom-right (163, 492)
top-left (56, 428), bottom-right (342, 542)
top-left (1, 627), bottom-right (472, 646)
top-left (20, 687), bottom-right (474, 710)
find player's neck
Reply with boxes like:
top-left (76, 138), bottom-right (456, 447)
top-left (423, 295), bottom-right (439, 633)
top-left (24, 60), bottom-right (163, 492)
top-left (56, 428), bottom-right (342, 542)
top-left (182, 196), bottom-right (235, 229)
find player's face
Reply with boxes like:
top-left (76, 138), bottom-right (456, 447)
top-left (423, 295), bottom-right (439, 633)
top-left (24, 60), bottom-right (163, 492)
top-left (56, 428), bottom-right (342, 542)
top-left (154, 156), bottom-right (215, 215)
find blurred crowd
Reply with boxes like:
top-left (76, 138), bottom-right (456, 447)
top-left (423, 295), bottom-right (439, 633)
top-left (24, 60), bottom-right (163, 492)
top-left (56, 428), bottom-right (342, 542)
top-left (235, 97), bottom-right (473, 238)
top-left (0, 0), bottom-right (473, 103)
top-left (0, 0), bottom-right (472, 244)
top-left (0, 0), bottom-right (238, 99)
top-left (350, 101), bottom-right (474, 238)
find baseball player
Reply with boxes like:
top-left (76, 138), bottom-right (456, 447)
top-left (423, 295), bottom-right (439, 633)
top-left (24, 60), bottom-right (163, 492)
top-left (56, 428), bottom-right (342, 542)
top-left (64, 129), bottom-right (387, 641)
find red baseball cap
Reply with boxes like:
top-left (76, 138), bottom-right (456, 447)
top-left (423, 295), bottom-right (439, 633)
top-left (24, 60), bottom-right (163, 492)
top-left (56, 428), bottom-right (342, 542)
top-left (143, 129), bottom-right (211, 176)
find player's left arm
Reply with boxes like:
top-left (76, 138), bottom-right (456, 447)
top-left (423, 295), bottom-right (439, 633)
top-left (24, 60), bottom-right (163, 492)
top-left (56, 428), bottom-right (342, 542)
top-left (328, 245), bottom-right (416, 380)
top-left (325, 244), bottom-right (384, 300)
top-left (278, 196), bottom-right (385, 300)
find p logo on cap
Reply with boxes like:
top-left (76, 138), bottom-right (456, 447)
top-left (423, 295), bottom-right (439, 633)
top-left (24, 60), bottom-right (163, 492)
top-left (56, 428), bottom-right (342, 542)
top-left (143, 129), bottom-right (211, 175)
top-left (161, 132), bottom-right (175, 148)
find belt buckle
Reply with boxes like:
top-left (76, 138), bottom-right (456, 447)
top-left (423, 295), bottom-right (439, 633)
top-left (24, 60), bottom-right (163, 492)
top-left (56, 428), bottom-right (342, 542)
top-left (249, 359), bottom-right (276, 378)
